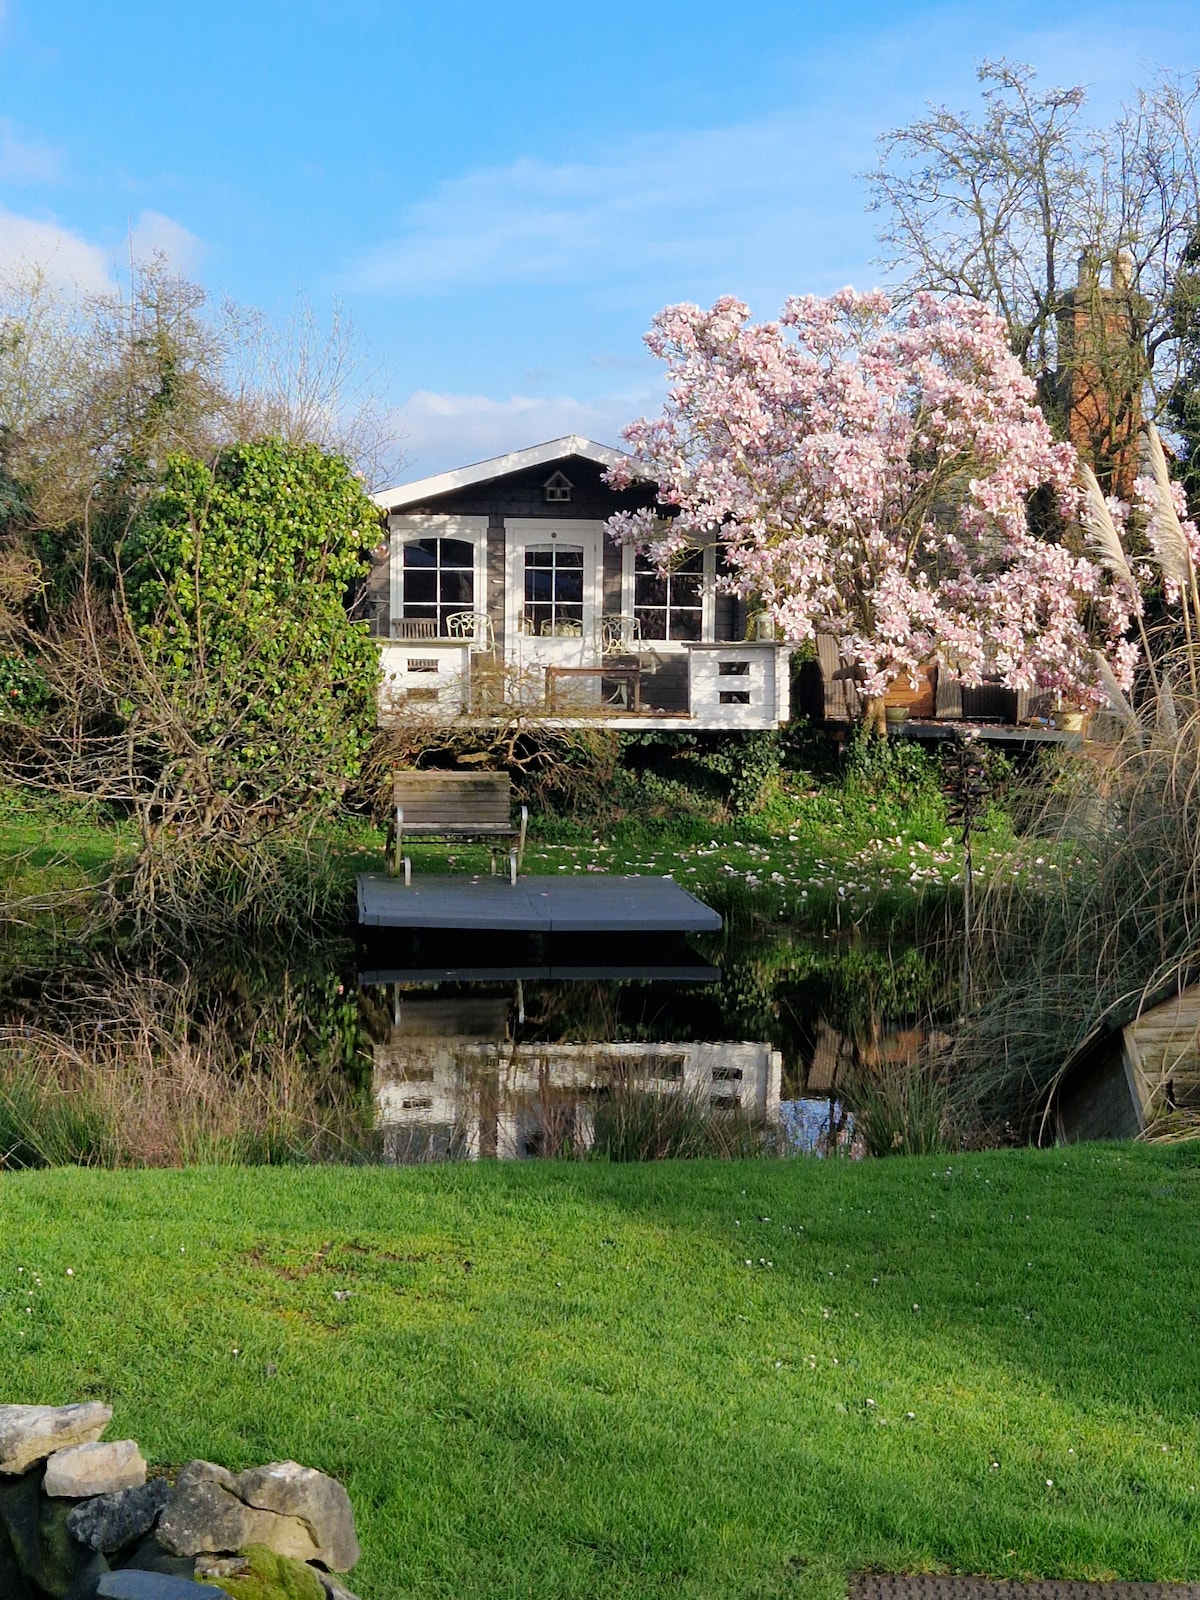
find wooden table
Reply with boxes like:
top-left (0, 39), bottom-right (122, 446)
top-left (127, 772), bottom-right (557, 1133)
top-left (544, 664), bottom-right (642, 712)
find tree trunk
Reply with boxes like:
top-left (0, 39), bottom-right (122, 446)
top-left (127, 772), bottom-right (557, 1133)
top-left (862, 696), bottom-right (888, 737)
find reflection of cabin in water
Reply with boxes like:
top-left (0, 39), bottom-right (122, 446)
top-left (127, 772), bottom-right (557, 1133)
top-left (372, 996), bottom-right (782, 1162)
top-left (1054, 981), bottom-right (1200, 1142)
top-left (364, 436), bottom-right (793, 732)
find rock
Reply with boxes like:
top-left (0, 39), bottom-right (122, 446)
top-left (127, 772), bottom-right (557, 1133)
top-left (197, 1543), bottom-right (324, 1599)
top-left (194, 1554), bottom-right (252, 1580)
top-left (34, 1497), bottom-right (84, 1597)
top-left (156, 1463), bottom-right (319, 1564)
top-left (65, 1548), bottom-right (112, 1600)
top-left (97, 1573), bottom-right (227, 1597)
top-left (0, 1506), bottom-right (34, 1598)
top-left (233, 1464), bottom-right (360, 1572)
top-left (0, 1468), bottom-right (42, 1584)
top-left (311, 1574), bottom-right (361, 1600)
top-left (67, 1478), bottom-right (172, 1552)
top-left (0, 1404), bottom-right (112, 1475)
top-left (0, 1472), bottom-right (111, 1598)
top-left (45, 1439), bottom-right (147, 1498)
top-left (119, 1532), bottom-right (197, 1579)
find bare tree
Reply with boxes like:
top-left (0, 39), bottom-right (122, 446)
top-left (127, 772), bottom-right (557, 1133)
top-left (0, 258), bottom-right (395, 544)
top-left (869, 61), bottom-right (1200, 482)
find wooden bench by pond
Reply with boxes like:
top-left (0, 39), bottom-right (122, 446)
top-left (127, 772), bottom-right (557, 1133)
top-left (389, 771), bottom-right (528, 885)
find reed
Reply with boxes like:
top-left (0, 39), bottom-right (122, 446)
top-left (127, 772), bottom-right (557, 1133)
top-left (843, 1055), bottom-right (957, 1156)
top-left (950, 649), bottom-right (1200, 1137)
top-left (0, 968), bottom-right (370, 1168)
top-left (589, 1081), bottom-right (772, 1162)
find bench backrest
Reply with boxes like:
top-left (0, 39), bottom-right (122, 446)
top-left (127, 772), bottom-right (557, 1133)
top-left (393, 770), bottom-right (513, 829)
top-left (815, 635), bottom-right (858, 722)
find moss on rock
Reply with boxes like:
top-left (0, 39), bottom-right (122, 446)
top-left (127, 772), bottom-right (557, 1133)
top-left (210, 1544), bottom-right (324, 1600)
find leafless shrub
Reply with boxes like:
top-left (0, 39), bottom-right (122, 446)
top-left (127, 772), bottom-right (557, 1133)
top-left (365, 662), bottom-right (624, 822)
top-left (0, 580), bottom-right (358, 944)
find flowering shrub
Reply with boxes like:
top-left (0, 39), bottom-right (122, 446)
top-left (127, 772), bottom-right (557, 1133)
top-left (607, 291), bottom-right (1139, 716)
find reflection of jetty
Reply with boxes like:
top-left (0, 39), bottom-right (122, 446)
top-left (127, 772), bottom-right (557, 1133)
top-left (372, 997), bottom-right (780, 1162)
top-left (357, 873), bottom-right (723, 934)
top-left (358, 928), bottom-right (719, 985)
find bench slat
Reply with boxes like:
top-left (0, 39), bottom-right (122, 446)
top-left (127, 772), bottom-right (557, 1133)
top-left (393, 770), bottom-right (516, 837)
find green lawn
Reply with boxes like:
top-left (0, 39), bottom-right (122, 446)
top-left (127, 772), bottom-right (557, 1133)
top-left (3, 1146), bottom-right (1198, 1599)
top-left (0, 748), bottom-right (1027, 940)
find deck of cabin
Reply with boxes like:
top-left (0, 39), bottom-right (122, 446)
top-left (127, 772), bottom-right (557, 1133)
top-left (798, 637), bottom-right (1100, 747)
top-left (372, 631), bottom-right (792, 731)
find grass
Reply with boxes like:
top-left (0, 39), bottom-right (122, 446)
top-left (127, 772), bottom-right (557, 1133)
top-left (381, 772), bottom-right (1008, 936)
top-left (3, 1146), bottom-right (1199, 1599)
top-left (0, 736), bottom-right (1017, 944)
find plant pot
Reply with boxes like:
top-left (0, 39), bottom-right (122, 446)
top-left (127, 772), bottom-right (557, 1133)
top-left (1057, 710), bottom-right (1085, 732)
top-left (885, 706), bottom-right (909, 727)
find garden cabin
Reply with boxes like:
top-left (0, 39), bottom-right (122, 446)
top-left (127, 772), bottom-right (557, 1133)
top-left (365, 436), bottom-right (793, 731)
top-left (1054, 980), bottom-right (1200, 1142)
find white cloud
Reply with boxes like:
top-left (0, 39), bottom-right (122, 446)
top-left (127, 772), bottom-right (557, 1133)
top-left (0, 206), bottom-right (207, 296)
top-left (345, 6), bottom-right (1200, 310)
top-left (130, 209), bottom-right (206, 275)
top-left (386, 387), bottom-right (659, 481)
top-left (346, 111), bottom-right (870, 303)
top-left (0, 118), bottom-right (61, 183)
top-left (0, 208), bottom-right (113, 293)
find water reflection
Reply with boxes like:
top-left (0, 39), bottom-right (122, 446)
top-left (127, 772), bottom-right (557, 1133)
top-left (372, 989), bottom-right (784, 1161)
top-left (0, 923), bottom-right (944, 1170)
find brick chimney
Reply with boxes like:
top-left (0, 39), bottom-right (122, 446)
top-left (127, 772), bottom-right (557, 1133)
top-left (1057, 250), bottom-right (1147, 498)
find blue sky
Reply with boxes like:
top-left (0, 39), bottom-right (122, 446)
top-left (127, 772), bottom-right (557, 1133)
top-left (2, 0), bottom-right (1200, 484)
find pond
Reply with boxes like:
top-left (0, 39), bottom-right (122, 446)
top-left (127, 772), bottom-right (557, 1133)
top-left (0, 913), bottom-right (952, 1169)
top-left (357, 921), bottom-right (945, 1163)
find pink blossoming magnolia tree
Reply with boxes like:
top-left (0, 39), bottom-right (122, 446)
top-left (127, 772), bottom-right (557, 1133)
top-left (606, 290), bottom-right (1141, 731)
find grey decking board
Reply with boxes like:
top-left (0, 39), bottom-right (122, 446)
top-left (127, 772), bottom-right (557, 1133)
top-left (851, 1581), bottom-right (1200, 1600)
top-left (356, 873), bottom-right (722, 933)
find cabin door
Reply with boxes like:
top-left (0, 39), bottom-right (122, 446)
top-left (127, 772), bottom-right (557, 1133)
top-left (505, 520), bottom-right (603, 699)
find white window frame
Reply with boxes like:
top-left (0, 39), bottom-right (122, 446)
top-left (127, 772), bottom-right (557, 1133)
top-left (621, 540), bottom-right (715, 649)
top-left (388, 514), bottom-right (488, 638)
top-left (505, 518), bottom-right (604, 647)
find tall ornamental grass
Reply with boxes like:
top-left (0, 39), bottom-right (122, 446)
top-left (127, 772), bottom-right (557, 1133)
top-left (0, 970), bottom-right (369, 1168)
top-left (951, 654), bottom-right (1200, 1138)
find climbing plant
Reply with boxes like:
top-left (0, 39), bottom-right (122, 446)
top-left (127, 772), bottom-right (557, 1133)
top-left (122, 436), bottom-right (381, 820)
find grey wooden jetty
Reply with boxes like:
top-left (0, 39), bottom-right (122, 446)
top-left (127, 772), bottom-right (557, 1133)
top-left (356, 873), bottom-right (722, 934)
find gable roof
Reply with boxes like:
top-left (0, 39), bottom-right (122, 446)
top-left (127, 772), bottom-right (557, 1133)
top-left (372, 435), bottom-right (638, 513)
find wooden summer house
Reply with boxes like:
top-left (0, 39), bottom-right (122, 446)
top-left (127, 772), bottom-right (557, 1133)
top-left (799, 637), bottom-right (1076, 742)
top-left (365, 436), bottom-right (793, 731)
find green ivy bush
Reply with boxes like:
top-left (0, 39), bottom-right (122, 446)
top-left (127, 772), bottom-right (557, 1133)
top-left (123, 437), bottom-right (381, 817)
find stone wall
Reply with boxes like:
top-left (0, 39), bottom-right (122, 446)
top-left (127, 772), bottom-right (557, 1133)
top-left (0, 1403), bottom-right (362, 1599)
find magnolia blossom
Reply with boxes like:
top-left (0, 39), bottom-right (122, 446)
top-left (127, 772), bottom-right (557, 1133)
top-left (606, 290), bottom-right (1139, 706)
